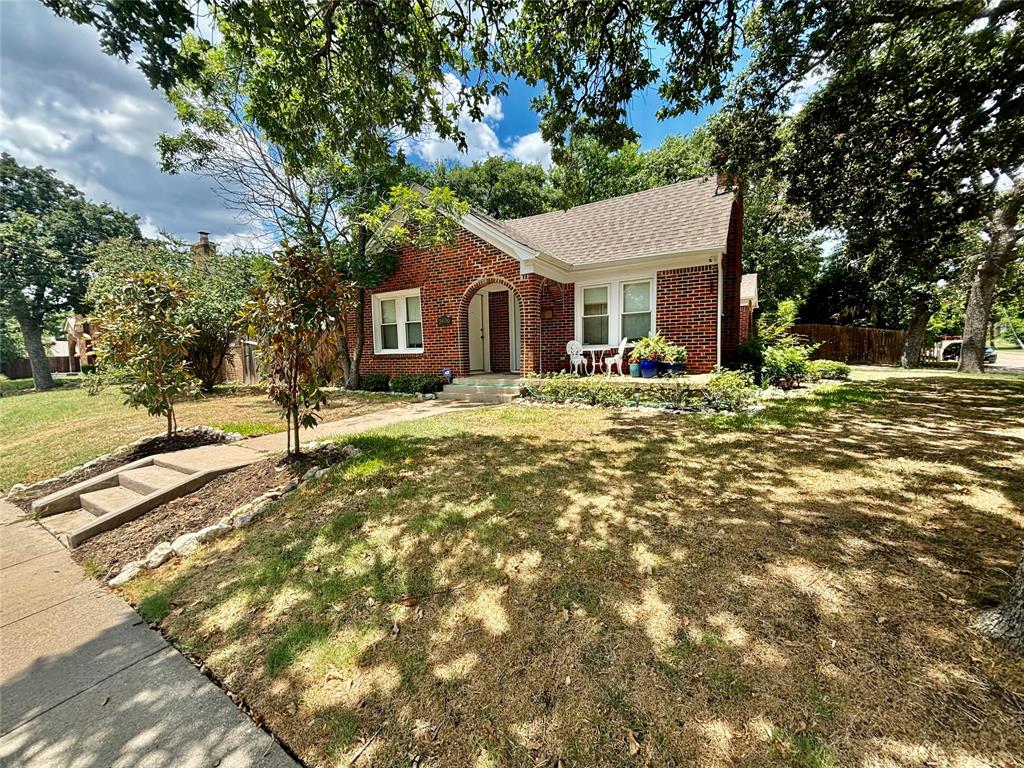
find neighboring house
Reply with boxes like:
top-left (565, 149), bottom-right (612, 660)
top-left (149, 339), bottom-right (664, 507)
top-left (739, 273), bottom-right (758, 344)
top-left (63, 314), bottom-right (97, 369)
top-left (355, 176), bottom-right (752, 376)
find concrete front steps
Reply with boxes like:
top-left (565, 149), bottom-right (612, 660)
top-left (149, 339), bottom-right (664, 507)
top-left (436, 375), bottom-right (524, 404)
top-left (32, 444), bottom-right (264, 549)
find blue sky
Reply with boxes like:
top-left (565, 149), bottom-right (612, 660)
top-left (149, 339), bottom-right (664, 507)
top-left (1, 1), bottom-right (719, 245)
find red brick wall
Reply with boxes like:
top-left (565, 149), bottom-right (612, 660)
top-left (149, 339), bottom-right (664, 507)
top-left (353, 229), bottom-right (546, 377)
top-left (487, 290), bottom-right (510, 372)
top-left (720, 197), bottom-right (743, 364)
top-left (656, 264), bottom-right (720, 373)
top-left (539, 279), bottom-right (575, 372)
top-left (739, 304), bottom-right (752, 344)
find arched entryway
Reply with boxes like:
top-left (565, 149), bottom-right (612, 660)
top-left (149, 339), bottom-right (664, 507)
top-left (459, 277), bottom-right (524, 375)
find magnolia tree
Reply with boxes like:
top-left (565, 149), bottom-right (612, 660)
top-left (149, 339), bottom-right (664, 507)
top-left (242, 244), bottom-right (350, 456)
top-left (87, 237), bottom-right (258, 392)
top-left (94, 272), bottom-right (199, 437)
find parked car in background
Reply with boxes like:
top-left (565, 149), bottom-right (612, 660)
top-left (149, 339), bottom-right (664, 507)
top-left (941, 342), bottom-right (997, 364)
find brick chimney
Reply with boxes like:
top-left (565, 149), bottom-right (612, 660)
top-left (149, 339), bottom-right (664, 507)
top-left (192, 231), bottom-right (212, 268)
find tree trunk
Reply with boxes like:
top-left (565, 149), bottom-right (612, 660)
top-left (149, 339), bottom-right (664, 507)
top-left (166, 409), bottom-right (173, 439)
top-left (977, 552), bottom-right (1024, 650)
top-left (16, 314), bottom-right (54, 391)
top-left (347, 286), bottom-right (366, 389)
top-left (960, 179), bottom-right (1023, 373)
top-left (291, 407), bottom-right (301, 456)
top-left (900, 299), bottom-right (932, 368)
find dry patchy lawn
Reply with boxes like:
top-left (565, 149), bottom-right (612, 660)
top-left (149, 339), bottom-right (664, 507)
top-left (0, 385), bottom-right (409, 490)
top-left (122, 374), bottom-right (1024, 767)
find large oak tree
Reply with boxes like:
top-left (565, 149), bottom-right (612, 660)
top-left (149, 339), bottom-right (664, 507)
top-left (0, 153), bottom-right (139, 389)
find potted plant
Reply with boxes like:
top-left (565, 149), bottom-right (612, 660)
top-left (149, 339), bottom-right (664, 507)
top-left (665, 345), bottom-right (687, 376)
top-left (629, 361), bottom-right (641, 377)
top-left (630, 333), bottom-right (669, 378)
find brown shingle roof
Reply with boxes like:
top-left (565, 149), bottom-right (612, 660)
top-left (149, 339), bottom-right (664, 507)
top-left (499, 177), bottom-right (735, 267)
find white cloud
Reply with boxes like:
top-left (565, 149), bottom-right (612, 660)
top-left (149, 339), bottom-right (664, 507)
top-left (786, 67), bottom-right (829, 116)
top-left (405, 74), bottom-right (552, 168)
top-left (508, 131), bottom-right (553, 169)
top-left (0, 1), bottom-right (250, 245)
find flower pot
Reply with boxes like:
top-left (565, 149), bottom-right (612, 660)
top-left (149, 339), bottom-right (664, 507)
top-left (629, 362), bottom-right (641, 378)
top-left (669, 362), bottom-right (686, 376)
top-left (657, 361), bottom-right (670, 376)
top-left (639, 360), bottom-right (658, 378)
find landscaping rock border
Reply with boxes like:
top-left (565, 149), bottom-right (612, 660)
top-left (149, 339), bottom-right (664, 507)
top-left (4, 426), bottom-right (241, 503)
top-left (106, 443), bottom-right (363, 587)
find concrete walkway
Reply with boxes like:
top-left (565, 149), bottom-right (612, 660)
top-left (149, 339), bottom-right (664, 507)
top-left (0, 499), bottom-right (297, 767)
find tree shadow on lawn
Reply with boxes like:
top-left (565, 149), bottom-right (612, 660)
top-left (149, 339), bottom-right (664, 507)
top-left (122, 376), bottom-right (1024, 768)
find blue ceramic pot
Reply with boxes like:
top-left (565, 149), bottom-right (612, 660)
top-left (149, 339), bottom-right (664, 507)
top-left (639, 360), bottom-right (658, 378)
top-left (669, 362), bottom-right (686, 376)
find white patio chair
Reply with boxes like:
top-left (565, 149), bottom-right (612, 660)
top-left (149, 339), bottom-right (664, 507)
top-left (566, 340), bottom-right (586, 375)
top-left (603, 337), bottom-right (628, 376)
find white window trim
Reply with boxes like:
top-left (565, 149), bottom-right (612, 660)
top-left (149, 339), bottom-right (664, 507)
top-left (574, 275), bottom-right (656, 350)
top-left (372, 288), bottom-right (424, 354)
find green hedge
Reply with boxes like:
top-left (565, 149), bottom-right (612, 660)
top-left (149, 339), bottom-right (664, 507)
top-left (360, 373), bottom-right (391, 392)
top-left (523, 371), bottom-right (757, 411)
top-left (389, 373), bottom-right (444, 394)
top-left (806, 360), bottom-right (851, 381)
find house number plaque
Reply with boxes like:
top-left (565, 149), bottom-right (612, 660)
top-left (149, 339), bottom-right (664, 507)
top-left (437, 315), bottom-right (453, 327)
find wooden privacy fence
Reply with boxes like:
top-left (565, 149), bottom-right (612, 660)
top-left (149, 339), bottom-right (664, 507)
top-left (1, 356), bottom-right (78, 379)
top-left (790, 324), bottom-right (906, 365)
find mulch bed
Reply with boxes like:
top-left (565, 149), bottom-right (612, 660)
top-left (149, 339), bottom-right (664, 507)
top-left (11, 430), bottom-right (231, 512)
top-left (71, 458), bottom-right (302, 579)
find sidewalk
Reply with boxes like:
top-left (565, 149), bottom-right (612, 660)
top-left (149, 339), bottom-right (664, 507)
top-left (241, 398), bottom-right (482, 453)
top-left (0, 499), bottom-right (297, 767)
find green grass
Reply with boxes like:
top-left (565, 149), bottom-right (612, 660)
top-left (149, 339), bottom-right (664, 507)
top-left (137, 592), bottom-right (172, 623)
top-left (210, 420), bottom-right (281, 437)
top-left (773, 729), bottom-right (839, 768)
top-left (0, 385), bottom-right (412, 490)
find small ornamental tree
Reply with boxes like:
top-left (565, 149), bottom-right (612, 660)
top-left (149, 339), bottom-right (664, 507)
top-left (88, 236), bottom-right (258, 392)
top-left (94, 272), bottom-right (200, 437)
top-left (243, 244), bottom-right (353, 456)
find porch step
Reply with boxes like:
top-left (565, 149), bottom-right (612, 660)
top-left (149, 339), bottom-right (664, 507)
top-left (118, 465), bottom-right (193, 495)
top-left (437, 385), bottom-right (519, 404)
top-left (452, 376), bottom-right (524, 388)
top-left (79, 485), bottom-right (144, 517)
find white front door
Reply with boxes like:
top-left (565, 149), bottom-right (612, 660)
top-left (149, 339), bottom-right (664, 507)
top-left (469, 293), bottom-right (486, 372)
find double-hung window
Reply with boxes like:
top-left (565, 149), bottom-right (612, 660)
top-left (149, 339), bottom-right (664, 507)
top-left (582, 286), bottom-right (609, 346)
top-left (373, 289), bottom-right (424, 353)
top-left (621, 280), bottom-right (652, 341)
top-left (576, 278), bottom-right (654, 347)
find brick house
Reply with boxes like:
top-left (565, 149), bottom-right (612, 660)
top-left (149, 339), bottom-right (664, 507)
top-left (354, 177), bottom-right (754, 377)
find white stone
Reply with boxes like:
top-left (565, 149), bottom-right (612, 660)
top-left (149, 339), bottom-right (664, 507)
top-left (250, 499), bottom-right (274, 516)
top-left (302, 467), bottom-right (318, 482)
top-left (144, 541), bottom-right (173, 569)
top-left (195, 523), bottom-right (232, 542)
top-left (314, 467), bottom-right (330, 479)
top-left (171, 532), bottom-right (201, 557)
top-left (231, 512), bottom-right (256, 529)
top-left (280, 479), bottom-right (299, 493)
top-left (109, 560), bottom-right (145, 587)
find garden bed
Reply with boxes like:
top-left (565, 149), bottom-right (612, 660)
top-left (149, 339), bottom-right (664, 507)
top-left (71, 457), bottom-right (301, 579)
